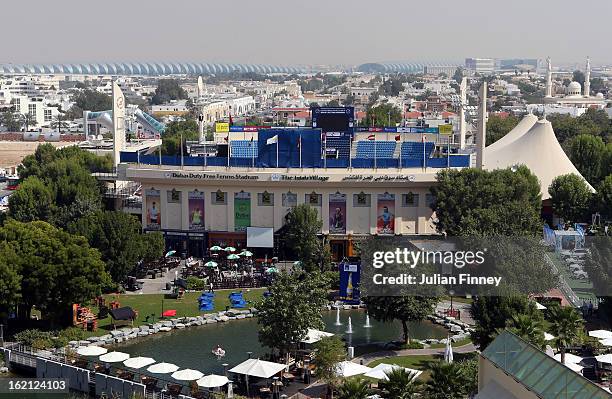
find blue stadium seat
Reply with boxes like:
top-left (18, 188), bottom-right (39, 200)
top-left (325, 136), bottom-right (351, 158)
top-left (230, 140), bottom-right (258, 158)
top-left (400, 141), bottom-right (435, 159)
top-left (355, 141), bottom-right (396, 159)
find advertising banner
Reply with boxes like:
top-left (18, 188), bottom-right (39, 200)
top-left (376, 193), bottom-right (395, 235)
top-left (234, 192), bottom-right (251, 232)
top-left (188, 191), bottom-right (205, 231)
top-left (438, 124), bottom-right (453, 135)
top-left (145, 189), bottom-right (161, 230)
top-left (339, 261), bottom-right (360, 302)
top-left (329, 193), bottom-right (346, 234)
top-left (215, 122), bottom-right (229, 133)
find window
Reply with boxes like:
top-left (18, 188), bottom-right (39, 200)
top-left (282, 192), bottom-right (297, 207)
top-left (28, 103), bottom-right (37, 119)
top-left (44, 109), bottom-right (52, 122)
top-left (306, 192), bottom-right (322, 207)
top-left (12, 98), bottom-right (20, 111)
top-left (353, 192), bottom-right (371, 207)
top-left (402, 192), bottom-right (419, 207)
top-left (212, 190), bottom-right (227, 205)
top-left (258, 191), bottom-right (274, 206)
top-left (425, 193), bottom-right (436, 208)
top-left (167, 189), bottom-right (181, 203)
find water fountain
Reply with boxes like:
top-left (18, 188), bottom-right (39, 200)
top-left (334, 307), bottom-right (342, 326)
top-left (346, 317), bottom-right (353, 334)
top-left (364, 313), bottom-right (372, 328)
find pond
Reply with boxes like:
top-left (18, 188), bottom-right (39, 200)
top-left (118, 309), bottom-right (448, 375)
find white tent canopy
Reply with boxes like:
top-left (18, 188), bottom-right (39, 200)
top-left (76, 346), bottom-right (107, 356)
top-left (301, 329), bottom-right (334, 344)
top-left (363, 363), bottom-right (422, 381)
top-left (99, 351), bottom-right (130, 363)
top-left (123, 357), bottom-right (156, 369)
top-left (535, 302), bottom-right (547, 310)
top-left (595, 354), bottom-right (612, 365)
top-left (599, 338), bottom-right (612, 347)
top-left (485, 113), bottom-right (538, 156)
top-left (485, 119), bottom-right (594, 199)
top-left (335, 361), bottom-right (372, 377)
top-left (197, 374), bottom-right (230, 388)
top-left (589, 330), bottom-right (612, 339)
top-left (553, 353), bottom-right (583, 364)
top-left (147, 362), bottom-right (179, 374)
top-left (544, 332), bottom-right (556, 341)
top-left (171, 369), bottom-right (204, 381)
top-left (229, 358), bottom-right (286, 379)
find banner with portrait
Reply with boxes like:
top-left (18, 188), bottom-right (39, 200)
top-left (234, 192), bottom-right (251, 232)
top-left (188, 191), bottom-right (205, 231)
top-left (145, 189), bottom-right (161, 230)
top-left (376, 193), bottom-right (395, 235)
top-left (328, 193), bottom-right (346, 234)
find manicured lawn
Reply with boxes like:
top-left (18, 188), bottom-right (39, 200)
top-left (367, 352), bottom-right (477, 381)
top-left (428, 338), bottom-right (472, 349)
top-left (83, 289), bottom-right (266, 336)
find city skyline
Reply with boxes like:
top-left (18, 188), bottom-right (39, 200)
top-left (1, 0), bottom-right (611, 66)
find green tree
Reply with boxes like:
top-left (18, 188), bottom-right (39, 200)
top-left (0, 110), bottom-right (22, 131)
top-left (151, 79), bottom-right (188, 105)
top-left (256, 271), bottom-right (328, 355)
top-left (583, 238), bottom-right (611, 301)
top-left (67, 89), bottom-right (112, 119)
top-left (548, 174), bottom-right (592, 223)
top-left (0, 243), bottom-right (21, 318)
top-left (566, 134), bottom-right (606, 185)
top-left (379, 367), bottom-right (423, 398)
top-left (453, 67), bottom-right (464, 83)
top-left (8, 176), bottom-right (55, 222)
top-left (431, 166), bottom-right (542, 236)
top-left (283, 204), bottom-right (326, 272)
top-left (595, 175), bottom-right (612, 219)
top-left (486, 114), bottom-right (519, 145)
top-left (50, 113), bottom-right (69, 133)
top-left (161, 119), bottom-right (199, 155)
top-left (0, 220), bottom-right (110, 324)
top-left (313, 336), bottom-right (347, 398)
top-left (424, 361), bottom-right (467, 399)
top-left (365, 103), bottom-right (402, 126)
top-left (572, 70), bottom-right (585, 87)
top-left (364, 296), bottom-right (438, 344)
top-left (470, 296), bottom-right (542, 348)
top-left (337, 379), bottom-right (370, 399)
top-left (68, 211), bottom-right (163, 283)
top-left (503, 313), bottom-right (545, 348)
top-left (548, 305), bottom-right (584, 364)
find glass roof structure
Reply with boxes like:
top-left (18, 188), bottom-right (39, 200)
top-left (482, 331), bottom-right (610, 399)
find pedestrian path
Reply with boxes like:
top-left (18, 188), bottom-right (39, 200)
top-left (352, 342), bottom-right (478, 365)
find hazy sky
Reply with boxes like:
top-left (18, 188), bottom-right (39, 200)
top-left (2, 0), bottom-right (610, 66)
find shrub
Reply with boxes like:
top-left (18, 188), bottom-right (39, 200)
top-left (186, 276), bottom-right (206, 291)
top-left (403, 340), bottom-right (425, 349)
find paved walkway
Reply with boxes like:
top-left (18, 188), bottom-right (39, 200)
top-left (127, 265), bottom-right (182, 294)
top-left (353, 342), bottom-right (478, 365)
top-left (436, 300), bottom-right (475, 325)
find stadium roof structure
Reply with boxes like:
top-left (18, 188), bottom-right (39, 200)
top-left (481, 330), bottom-right (610, 398)
top-left (357, 60), bottom-right (461, 74)
top-left (0, 62), bottom-right (306, 76)
top-left (484, 113), bottom-right (538, 157)
top-left (485, 118), bottom-right (595, 199)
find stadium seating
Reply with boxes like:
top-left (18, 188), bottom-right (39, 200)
top-left (325, 136), bottom-right (351, 158)
top-left (230, 140), bottom-right (258, 158)
top-left (355, 141), bottom-right (396, 159)
top-left (400, 141), bottom-right (435, 159)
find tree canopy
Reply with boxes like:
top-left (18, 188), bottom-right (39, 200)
top-left (67, 89), bottom-right (112, 119)
top-left (486, 114), bottom-right (519, 145)
top-left (548, 174), bottom-right (593, 223)
top-left (313, 336), bottom-right (346, 395)
top-left (161, 119), bottom-right (199, 155)
top-left (0, 220), bottom-right (110, 324)
top-left (151, 79), bottom-right (188, 105)
top-left (430, 166), bottom-right (542, 236)
top-left (566, 134), bottom-right (608, 186)
top-left (282, 204), bottom-right (327, 272)
top-left (365, 103), bottom-right (402, 127)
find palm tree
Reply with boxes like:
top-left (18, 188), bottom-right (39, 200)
top-left (336, 379), bottom-right (370, 399)
top-left (50, 113), bottom-right (69, 133)
top-left (504, 313), bottom-right (545, 348)
top-left (548, 306), bottom-right (584, 364)
top-left (379, 368), bottom-right (423, 398)
top-left (425, 361), bottom-right (466, 399)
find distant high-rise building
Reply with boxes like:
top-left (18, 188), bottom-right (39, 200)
top-left (465, 58), bottom-right (495, 74)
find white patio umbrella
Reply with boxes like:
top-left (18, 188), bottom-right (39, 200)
top-left (229, 358), bottom-right (287, 379)
top-left (197, 374), bottom-right (230, 388)
top-left (300, 328), bottom-right (334, 344)
top-left (123, 356), bottom-right (156, 369)
top-left (535, 302), bottom-right (547, 310)
top-left (335, 361), bottom-right (372, 377)
top-left (589, 330), bottom-right (612, 339)
top-left (544, 332), bottom-right (556, 341)
top-left (595, 354), bottom-right (612, 365)
top-left (364, 363), bottom-right (422, 381)
top-left (444, 338), bottom-right (454, 363)
top-left (564, 362), bottom-right (584, 373)
top-left (99, 351), bottom-right (130, 363)
top-left (76, 345), bottom-right (107, 356)
top-left (553, 353), bottom-right (583, 364)
top-left (147, 362), bottom-right (179, 374)
top-left (171, 369), bottom-right (204, 381)
top-left (599, 338), bottom-right (612, 347)
top-left (545, 345), bottom-right (555, 357)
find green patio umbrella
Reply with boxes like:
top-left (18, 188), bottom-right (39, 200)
top-left (240, 250), bottom-right (253, 257)
top-left (204, 261), bottom-right (218, 267)
top-left (227, 254), bottom-right (240, 260)
top-left (210, 246), bottom-right (223, 251)
top-left (292, 260), bottom-right (302, 267)
top-left (266, 267), bottom-right (279, 273)
top-left (224, 246), bottom-right (236, 252)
